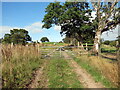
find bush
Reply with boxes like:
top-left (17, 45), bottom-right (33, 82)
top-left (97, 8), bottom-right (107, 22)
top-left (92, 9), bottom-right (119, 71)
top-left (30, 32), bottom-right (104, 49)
top-left (109, 41), bottom-right (116, 47)
top-left (103, 40), bottom-right (110, 45)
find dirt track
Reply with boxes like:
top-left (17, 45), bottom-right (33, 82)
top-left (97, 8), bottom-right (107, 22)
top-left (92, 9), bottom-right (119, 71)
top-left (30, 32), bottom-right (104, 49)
top-left (27, 50), bottom-right (105, 88)
top-left (27, 60), bottom-right (48, 88)
top-left (62, 51), bottom-right (104, 88)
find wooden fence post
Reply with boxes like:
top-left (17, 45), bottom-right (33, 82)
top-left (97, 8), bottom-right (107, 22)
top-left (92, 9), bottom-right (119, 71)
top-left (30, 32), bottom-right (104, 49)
top-left (78, 42), bottom-right (80, 48)
top-left (37, 43), bottom-right (40, 53)
top-left (86, 43), bottom-right (88, 51)
top-left (11, 42), bottom-right (13, 48)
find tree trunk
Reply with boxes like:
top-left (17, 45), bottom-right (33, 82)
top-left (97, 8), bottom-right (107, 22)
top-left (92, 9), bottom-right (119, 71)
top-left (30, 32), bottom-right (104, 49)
top-left (94, 31), bottom-right (101, 56)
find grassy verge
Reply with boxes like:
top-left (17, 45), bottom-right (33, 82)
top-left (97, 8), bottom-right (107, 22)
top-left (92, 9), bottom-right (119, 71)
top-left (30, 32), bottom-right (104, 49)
top-left (68, 52), bottom-right (116, 88)
top-left (42, 42), bottom-right (66, 46)
top-left (46, 53), bottom-right (83, 88)
top-left (2, 44), bottom-right (43, 88)
top-left (101, 44), bottom-right (117, 54)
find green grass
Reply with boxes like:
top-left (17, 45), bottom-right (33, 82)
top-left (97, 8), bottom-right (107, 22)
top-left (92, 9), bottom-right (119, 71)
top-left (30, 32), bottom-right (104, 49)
top-left (42, 42), bottom-right (55, 44)
top-left (101, 44), bottom-right (117, 54)
top-left (68, 52), bottom-right (115, 88)
top-left (82, 43), bottom-right (94, 46)
top-left (46, 53), bottom-right (83, 88)
top-left (42, 42), bottom-right (65, 46)
top-left (74, 57), bottom-right (114, 88)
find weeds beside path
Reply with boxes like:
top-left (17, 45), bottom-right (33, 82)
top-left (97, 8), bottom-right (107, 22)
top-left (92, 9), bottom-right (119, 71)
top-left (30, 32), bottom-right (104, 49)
top-left (62, 51), bottom-right (104, 88)
top-left (27, 59), bottom-right (49, 88)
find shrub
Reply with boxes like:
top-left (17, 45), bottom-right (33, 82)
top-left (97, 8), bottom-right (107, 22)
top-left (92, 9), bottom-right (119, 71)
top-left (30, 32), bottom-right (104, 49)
top-left (103, 40), bottom-right (110, 45)
top-left (109, 41), bottom-right (116, 47)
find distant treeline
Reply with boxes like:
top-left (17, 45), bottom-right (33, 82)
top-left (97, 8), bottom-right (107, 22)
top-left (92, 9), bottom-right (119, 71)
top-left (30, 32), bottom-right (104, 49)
top-left (102, 40), bottom-right (118, 47)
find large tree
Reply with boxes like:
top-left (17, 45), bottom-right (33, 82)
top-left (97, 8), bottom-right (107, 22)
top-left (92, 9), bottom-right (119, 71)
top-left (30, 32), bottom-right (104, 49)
top-left (91, 0), bottom-right (120, 55)
top-left (42, 2), bottom-right (95, 44)
top-left (3, 29), bottom-right (31, 45)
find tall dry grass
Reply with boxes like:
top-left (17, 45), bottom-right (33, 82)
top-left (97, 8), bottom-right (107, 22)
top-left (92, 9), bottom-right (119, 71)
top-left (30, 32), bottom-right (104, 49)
top-left (76, 54), bottom-right (118, 87)
top-left (73, 47), bottom-right (118, 87)
top-left (1, 44), bottom-right (42, 88)
top-left (88, 56), bottom-right (118, 87)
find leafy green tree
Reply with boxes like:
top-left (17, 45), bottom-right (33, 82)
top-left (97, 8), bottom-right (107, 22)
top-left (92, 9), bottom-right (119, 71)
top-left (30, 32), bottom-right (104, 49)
top-left (59, 41), bottom-right (63, 43)
top-left (40, 37), bottom-right (49, 42)
top-left (42, 2), bottom-right (95, 44)
top-left (2, 34), bottom-right (11, 44)
top-left (3, 29), bottom-right (31, 45)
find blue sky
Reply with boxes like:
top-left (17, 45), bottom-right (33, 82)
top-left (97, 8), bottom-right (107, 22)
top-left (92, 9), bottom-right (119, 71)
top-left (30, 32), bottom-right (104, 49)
top-left (1, 2), bottom-right (64, 42)
top-left (1, 2), bottom-right (119, 42)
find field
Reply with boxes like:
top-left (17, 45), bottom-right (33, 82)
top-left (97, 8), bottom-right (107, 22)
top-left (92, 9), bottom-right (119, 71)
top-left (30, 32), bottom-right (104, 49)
top-left (1, 43), bottom-right (119, 88)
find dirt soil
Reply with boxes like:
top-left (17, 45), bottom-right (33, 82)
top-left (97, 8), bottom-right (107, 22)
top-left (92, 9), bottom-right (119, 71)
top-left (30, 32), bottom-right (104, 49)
top-left (27, 60), bottom-right (48, 88)
top-left (62, 51), bottom-right (104, 88)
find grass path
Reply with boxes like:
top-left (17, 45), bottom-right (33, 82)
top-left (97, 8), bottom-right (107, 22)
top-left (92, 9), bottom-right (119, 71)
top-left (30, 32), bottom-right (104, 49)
top-left (62, 51), bottom-right (104, 88)
top-left (45, 52), bottom-right (82, 88)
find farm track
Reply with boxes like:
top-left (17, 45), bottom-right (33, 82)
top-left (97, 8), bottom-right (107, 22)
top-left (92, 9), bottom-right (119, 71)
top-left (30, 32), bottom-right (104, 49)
top-left (27, 48), bottom-right (105, 88)
top-left (62, 51), bottom-right (105, 88)
top-left (27, 60), bottom-right (49, 88)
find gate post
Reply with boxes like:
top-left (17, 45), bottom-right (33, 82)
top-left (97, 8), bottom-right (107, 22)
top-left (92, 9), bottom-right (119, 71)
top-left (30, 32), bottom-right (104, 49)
top-left (60, 47), bottom-right (62, 57)
top-left (86, 43), bottom-right (88, 51)
top-left (78, 42), bottom-right (80, 48)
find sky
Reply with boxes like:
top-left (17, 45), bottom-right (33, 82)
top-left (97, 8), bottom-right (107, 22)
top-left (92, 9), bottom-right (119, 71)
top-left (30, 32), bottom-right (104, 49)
top-left (1, 2), bottom-right (64, 42)
top-left (0, 1), bottom-right (119, 42)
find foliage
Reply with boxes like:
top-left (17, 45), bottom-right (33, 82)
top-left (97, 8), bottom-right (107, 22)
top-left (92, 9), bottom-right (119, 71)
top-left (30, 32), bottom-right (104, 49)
top-left (59, 41), bottom-right (63, 43)
top-left (3, 34), bottom-right (11, 44)
top-left (103, 40), bottom-right (110, 45)
top-left (42, 2), bottom-right (95, 43)
top-left (2, 29), bottom-right (31, 45)
top-left (40, 37), bottom-right (49, 42)
top-left (62, 37), bottom-right (71, 43)
top-left (103, 40), bottom-right (117, 47)
top-left (109, 41), bottom-right (116, 47)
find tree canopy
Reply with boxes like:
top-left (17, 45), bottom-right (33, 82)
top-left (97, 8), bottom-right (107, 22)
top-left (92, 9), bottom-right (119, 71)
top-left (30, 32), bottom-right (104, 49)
top-left (2, 29), bottom-right (31, 45)
top-left (42, 2), bottom-right (95, 43)
top-left (40, 37), bottom-right (49, 42)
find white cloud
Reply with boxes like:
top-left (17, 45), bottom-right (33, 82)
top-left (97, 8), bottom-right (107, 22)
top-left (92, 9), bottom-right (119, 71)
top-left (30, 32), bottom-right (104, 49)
top-left (91, 11), bottom-right (96, 21)
top-left (0, 22), bottom-right (44, 38)
top-left (101, 25), bottom-right (119, 40)
top-left (25, 22), bottom-right (43, 33)
top-left (54, 25), bottom-right (61, 31)
top-left (0, 26), bottom-right (21, 38)
top-left (0, 26), bottom-right (20, 34)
